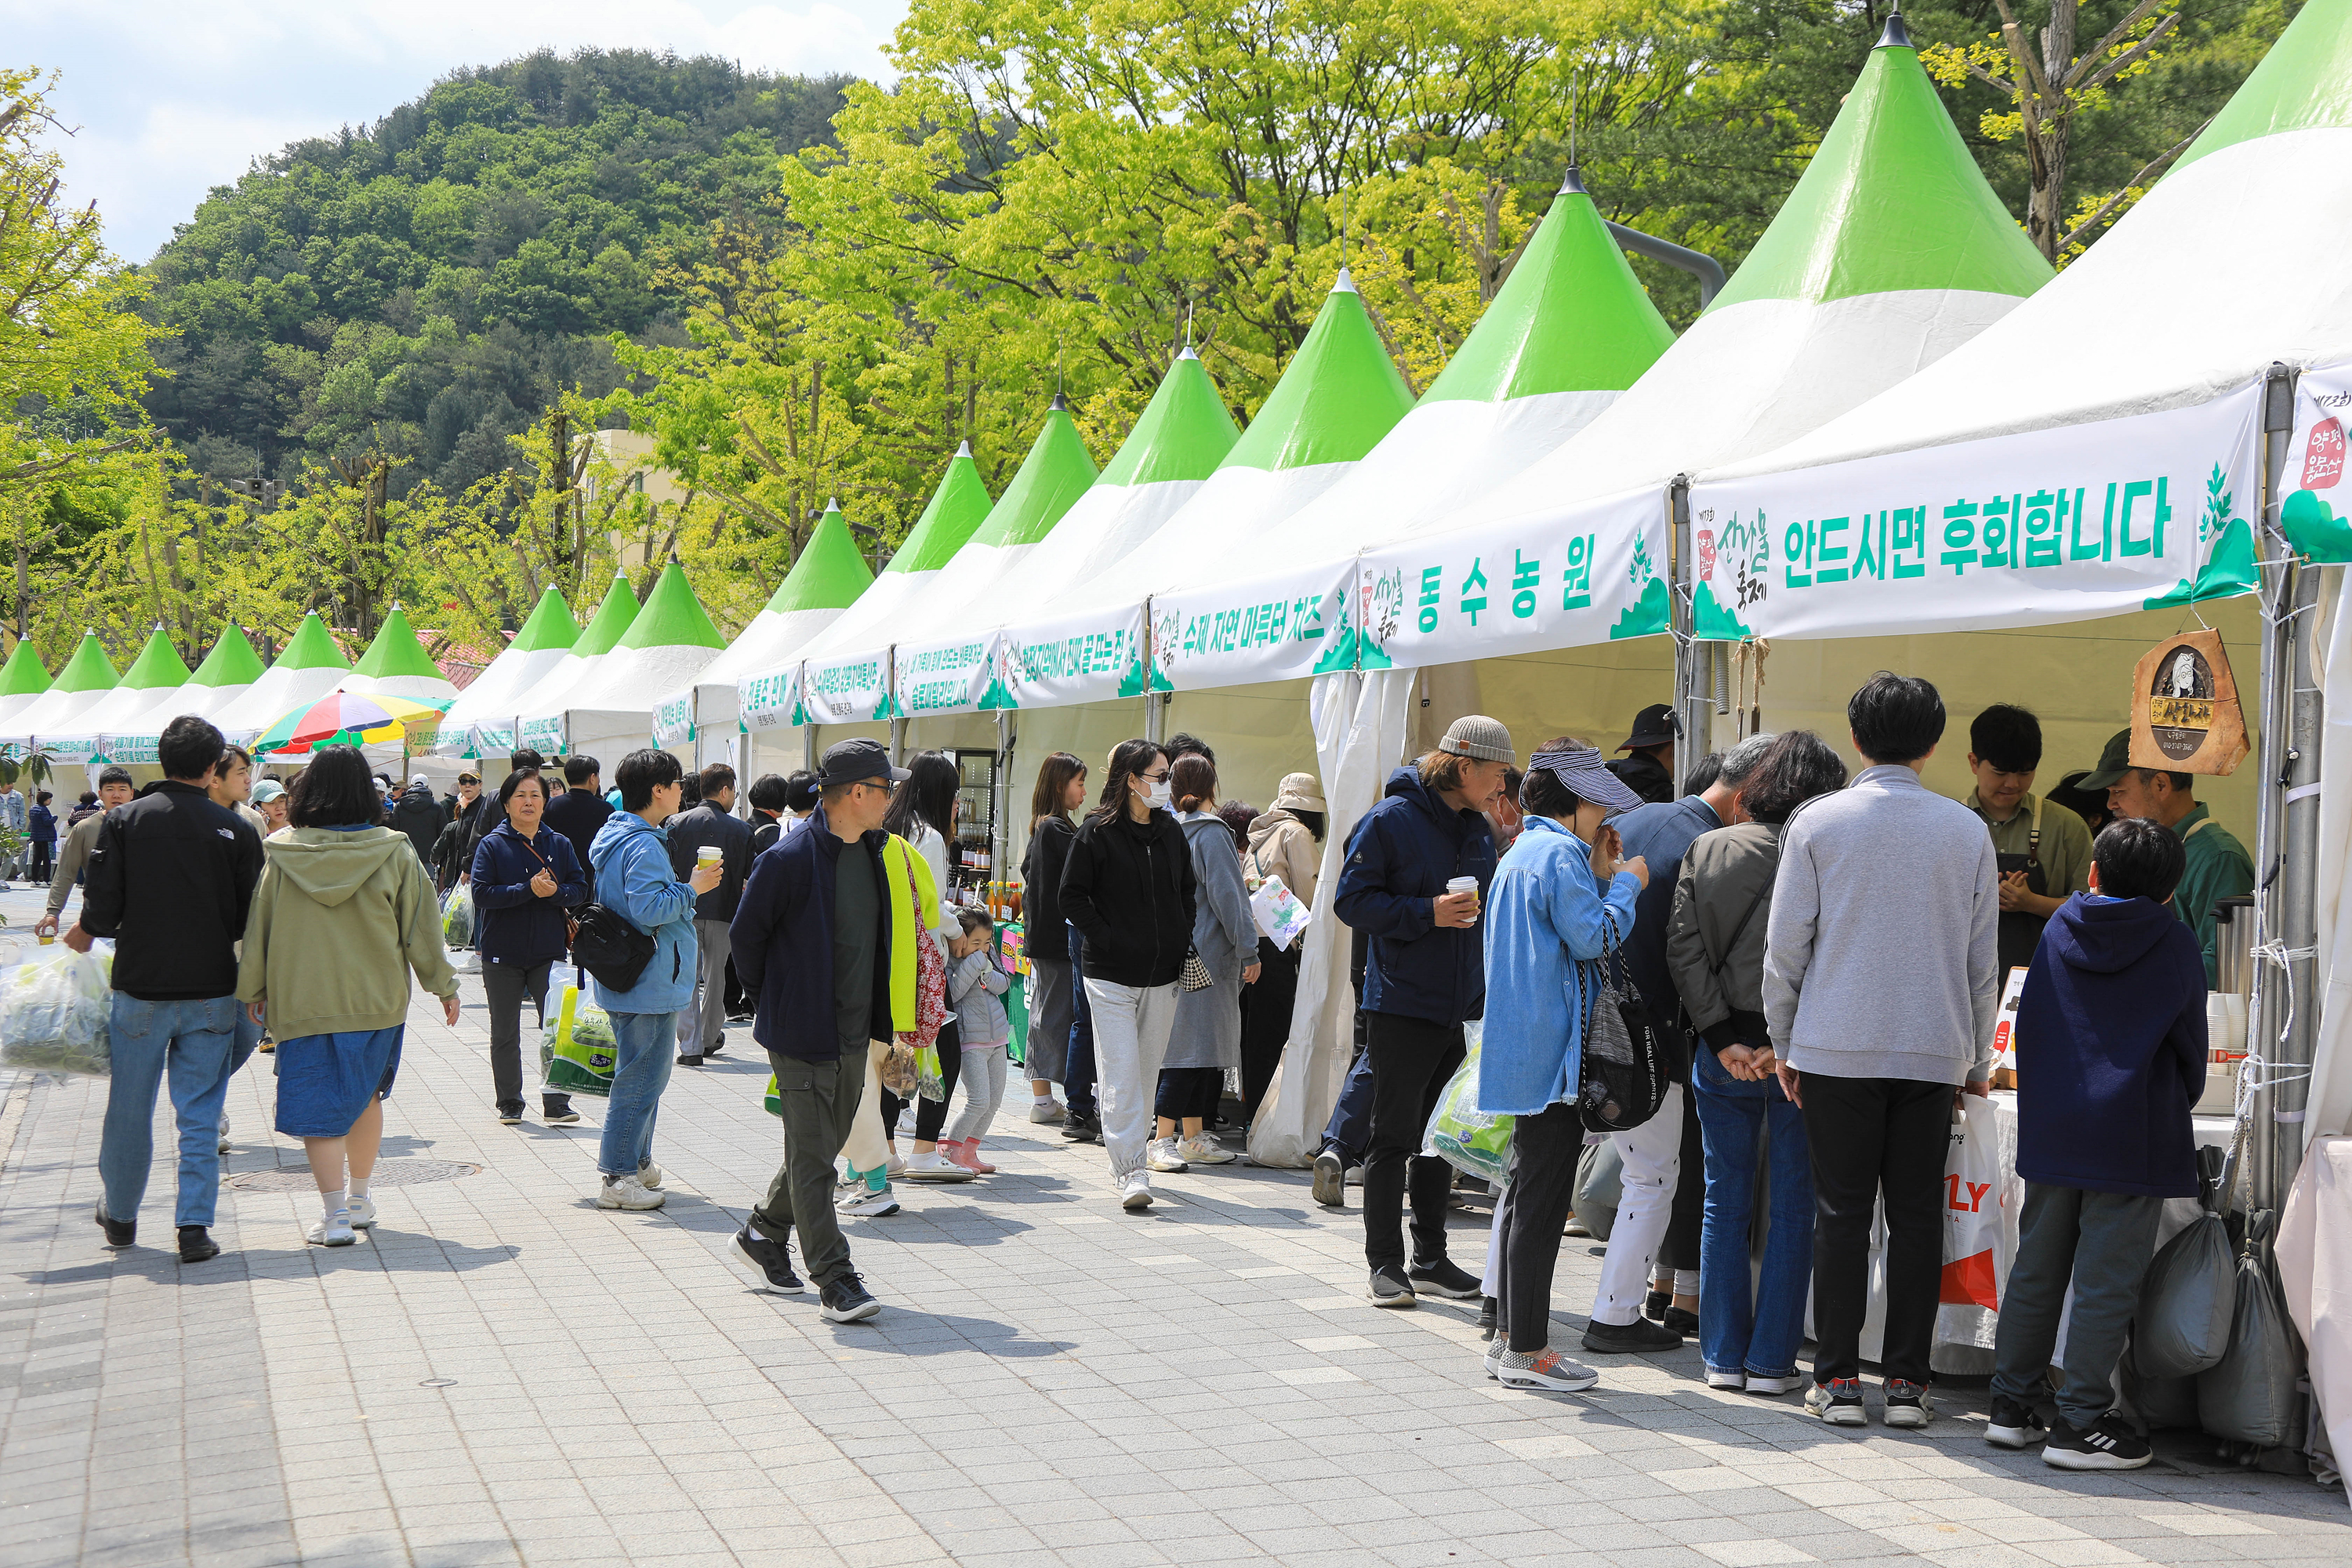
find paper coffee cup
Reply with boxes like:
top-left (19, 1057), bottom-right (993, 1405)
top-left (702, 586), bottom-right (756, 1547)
top-left (696, 847), bottom-right (723, 867)
top-left (1446, 875), bottom-right (1479, 924)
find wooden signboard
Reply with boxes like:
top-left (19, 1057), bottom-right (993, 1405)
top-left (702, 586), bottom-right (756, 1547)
top-left (2130, 629), bottom-right (2249, 777)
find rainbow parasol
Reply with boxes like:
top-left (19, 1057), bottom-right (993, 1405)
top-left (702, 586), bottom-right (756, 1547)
top-left (253, 691), bottom-right (453, 754)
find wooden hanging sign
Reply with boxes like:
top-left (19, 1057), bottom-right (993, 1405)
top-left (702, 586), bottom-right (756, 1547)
top-left (2129, 628), bottom-right (2249, 777)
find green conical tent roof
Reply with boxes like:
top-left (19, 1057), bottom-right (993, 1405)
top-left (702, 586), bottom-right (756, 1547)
top-left (1221, 273), bottom-right (1417, 471)
top-left (1707, 24), bottom-right (2051, 313)
top-left (50, 630), bottom-right (119, 694)
top-left (2178, 0), bottom-right (2352, 170)
top-left (351, 604), bottom-right (443, 681)
top-left (970, 399), bottom-right (1098, 548)
top-left (510, 587), bottom-right (580, 654)
top-left (573, 575), bottom-right (641, 659)
top-left (188, 626), bottom-right (267, 689)
top-left (888, 442), bottom-right (994, 575)
top-left (767, 503), bottom-right (874, 615)
top-left (616, 561), bottom-right (726, 652)
top-left (1423, 172), bottom-right (1676, 404)
top-left (117, 626), bottom-right (192, 690)
top-left (1099, 350), bottom-right (1240, 486)
top-left (0, 640), bottom-right (50, 699)
top-left (274, 612), bottom-right (352, 673)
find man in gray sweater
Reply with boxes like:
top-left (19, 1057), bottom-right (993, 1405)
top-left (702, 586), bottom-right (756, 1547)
top-left (1765, 673), bottom-right (1998, 1430)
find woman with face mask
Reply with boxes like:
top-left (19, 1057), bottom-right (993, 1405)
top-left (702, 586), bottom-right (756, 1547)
top-left (1057, 739), bottom-right (1199, 1211)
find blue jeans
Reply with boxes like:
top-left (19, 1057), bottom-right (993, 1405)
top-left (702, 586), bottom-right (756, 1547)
top-left (1693, 1047), bottom-right (1814, 1379)
top-left (1321, 1045), bottom-right (1374, 1161)
top-left (100, 994), bottom-right (243, 1229)
top-left (1064, 924), bottom-right (1097, 1117)
top-left (600, 1011), bottom-right (677, 1176)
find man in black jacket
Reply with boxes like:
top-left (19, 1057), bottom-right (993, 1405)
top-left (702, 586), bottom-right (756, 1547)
top-left (389, 774), bottom-right (444, 864)
top-left (73, 715), bottom-right (263, 1264)
top-left (545, 753), bottom-right (613, 870)
top-left (666, 763), bottom-right (753, 1065)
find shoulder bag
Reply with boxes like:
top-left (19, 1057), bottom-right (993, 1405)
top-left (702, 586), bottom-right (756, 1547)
top-left (1575, 913), bottom-right (1670, 1134)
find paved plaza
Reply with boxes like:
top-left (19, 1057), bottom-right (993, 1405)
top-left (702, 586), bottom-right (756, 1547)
top-left (1, 884), bottom-right (2346, 1568)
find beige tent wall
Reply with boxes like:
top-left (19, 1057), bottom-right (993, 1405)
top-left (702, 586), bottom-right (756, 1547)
top-left (988, 699), bottom-right (1150, 874)
top-left (1751, 597), bottom-right (2264, 842)
top-left (1465, 640), bottom-right (1679, 762)
top-left (1165, 680), bottom-right (1316, 822)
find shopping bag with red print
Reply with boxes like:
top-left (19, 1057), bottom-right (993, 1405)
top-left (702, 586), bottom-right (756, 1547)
top-left (1940, 1095), bottom-right (2007, 1309)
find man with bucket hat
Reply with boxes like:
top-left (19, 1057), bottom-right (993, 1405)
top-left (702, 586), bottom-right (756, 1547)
top-left (1333, 715), bottom-right (1513, 1308)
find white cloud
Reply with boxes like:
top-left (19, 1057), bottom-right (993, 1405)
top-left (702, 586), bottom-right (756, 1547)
top-left (5, 0), bottom-right (908, 260)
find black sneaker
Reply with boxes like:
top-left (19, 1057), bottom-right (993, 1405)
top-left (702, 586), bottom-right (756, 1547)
top-left (94, 1200), bottom-right (135, 1249)
top-left (677, 1053), bottom-right (705, 1067)
top-left (819, 1272), bottom-right (881, 1323)
top-left (703, 1038), bottom-right (724, 1056)
top-left (2043, 1412), bottom-right (2152, 1471)
top-left (176, 1225), bottom-right (220, 1264)
top-left (543, 1103), bottom-right (581, 1126)
top-left (728, 1225), bottom-right (805, 1294)
top-left (1582, 1316), bottom-right (1682, 1354)
top-left (1477, 1295), bottom-right (1498, 1342)
top-left (1986, 1395), bottom-right (2047, 1450)
top-left (1407, 1255), bottom-right (1482, 1300)
top-left (1311, 1147), bottom-right (1346, 1208)
top-left (1661, 1305), bottom-right (1700, 1336)
top-left (496, 1103), bottom-right (524, 1126)
top-left (1369, 1263), bottom-right (1416, 1308)
top-left (1643, 1287), bottom-right (1671, 1322)
top-left (1061, 1110), bottom-right (1101, 1143)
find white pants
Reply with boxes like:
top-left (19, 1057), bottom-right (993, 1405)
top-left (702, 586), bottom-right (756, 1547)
top-left (1083, 978), bottom-right (1179, 1179)
top-left (1589, 1083), bottom-right (1684, 1327)
top-left (838, 1040), bottom-right (895, 1178)
top-left (946, 1040), bottom-right (1008, 1143)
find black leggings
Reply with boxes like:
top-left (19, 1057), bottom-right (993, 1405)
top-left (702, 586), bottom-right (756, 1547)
top-left (1239, 937), bottom-right (1298, 1120)
top-left (880, 1016), bottom-right (964, 1144)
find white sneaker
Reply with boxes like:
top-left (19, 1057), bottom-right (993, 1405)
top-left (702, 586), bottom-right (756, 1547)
top-left (1177, 1134), bottom-right (1234, 1165)
top-left (1120, 1172), bottom-right (1153, 1210)
top-left (347, 1194), bottom-right (377, 1229)
top-left (218, 1114), bottom-right (232, 1155)
top-left (1344, 1163), bottom-right (1366, 1186)
top-left (1483, 1341), bottom-right (1504, 1381)
top-left (902, 1151), bottom-right (974, 1182)
top-left (895, 1106), bottom-right (917, 1138)
top-left (1145, 1137), bottom-right (1189, 1174)
top-left (1745, 1371), bottom-right (1806, 1396)
top-left (1706, 1367), bottom-right (1747, 1391)
top-left (307, 1212), bottom-right (358, 1247)
top-left (595, 1173), bottom-right (666, 1210)
top-left (1029, 1100), bottom-right (1068, 1125)
top-left (636, 1162), bottom-right (664, 1190)
top-left (1498, 1348), bottom-right (1601, 1393)
top-left (885, 1151), bottom-right (907, 1178)
top-left (839, 1185), bottom-right (902, 1218)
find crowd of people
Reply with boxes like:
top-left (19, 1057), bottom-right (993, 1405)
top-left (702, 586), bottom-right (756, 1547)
top-left (31, 671), bottom-right (2245, 1459)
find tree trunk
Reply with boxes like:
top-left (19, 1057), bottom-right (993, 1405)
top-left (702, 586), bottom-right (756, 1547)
top-left (2030, 2), bottom-right (2078, 260)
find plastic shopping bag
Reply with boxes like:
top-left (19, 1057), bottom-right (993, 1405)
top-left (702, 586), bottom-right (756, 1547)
top-left (1937, 1096), bottom-right (2008, 1311)
top-left (1250, 873), bottom-right (1313, 952)
top-left (916, 1044), bottom-right (947, 1103)
top-left (441, 885), bottom-right (474, 948)
top-left (539, 983), bottom-right (616, 1098)
top-left (1572, 1138), bottom-right (1623, 1241)
top-left (0, 947), bottom-right (114, 1076)
top-left (763, 1073), bottom-right (782, 1116)
top-left (1425, 1031), bottom-right (1512, 1186)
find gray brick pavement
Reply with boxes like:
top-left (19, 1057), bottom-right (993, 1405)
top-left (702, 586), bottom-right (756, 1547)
top-left (0, 882), bottom-right (2344, 1566)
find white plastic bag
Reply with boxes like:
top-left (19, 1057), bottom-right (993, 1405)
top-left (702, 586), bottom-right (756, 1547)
top-left (0, 948), bottom-right (114, 1076)
top-left (1250, 873), bottom-right (1312, 950)
top-left (1939, 1095), bottom-right (2009, 1311)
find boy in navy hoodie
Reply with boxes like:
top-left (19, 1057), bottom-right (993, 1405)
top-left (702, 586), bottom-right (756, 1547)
top-left (1987, 817), bottom-right (2206, 1471)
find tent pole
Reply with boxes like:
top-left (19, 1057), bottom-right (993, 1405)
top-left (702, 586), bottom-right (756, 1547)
top-left (1669, 477), bottom-right (1706, 793)
top-left (887, 644), bottom-right (904, 764)
top-left (995, 709), bottom-right (1014, 897)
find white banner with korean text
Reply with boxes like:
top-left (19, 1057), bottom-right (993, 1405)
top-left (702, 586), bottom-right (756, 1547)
top-left (1355, 485), bottom-right (1671, 670)
top-left (800, 647), bottom-right (895, 725)
top-left (1153, 557), bottom-right (1361, 691)
top-left (738, 662), bottom-right (804, 735)
top-left (996, 601), bottom-right (1152, 710)
top-left (892, 634), bottom-right (999, 720)
top-left (1686, 383), bottom-right (2263, 642)
top-left (652, 691), bottom-right (695, 749)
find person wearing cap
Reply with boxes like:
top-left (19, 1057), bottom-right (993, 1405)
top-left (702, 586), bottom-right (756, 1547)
top-left (1962, 705), bottom-right (2093, 980)
top-left (33, 765), bottom-right (135, 938)
top-left (583, 750), bottom-right (726, 1214)
top-left (252, 777), bottom-right (290, 835)
top-left (2079, 728), bottom-right (2252, 986)
top-left (1333, 713), bottom-right (1512, 1307)
top-left (1240, 772), bottom-right (1325, 1123)
top-left (1765, 673), bottom-right (1999, 1429)
top-left (1476, 736), bottom-right (1649, 1391)
top-left (1607, 703), bottom-right (1679, 806)
top-left (726, 737), bottom-right (932, 1323)
top-left (389, 771), bottom-right (445, 865)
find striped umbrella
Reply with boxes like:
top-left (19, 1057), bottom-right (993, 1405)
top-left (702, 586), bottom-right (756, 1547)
top-left (252, 691), bottom-right (452, 754)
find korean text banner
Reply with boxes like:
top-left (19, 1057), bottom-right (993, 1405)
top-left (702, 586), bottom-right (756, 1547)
top-left (1687, 383), bottom-right (2262, 643)
top-left (996, 601), bottom-right (1151, 710)
top-left (652, 691), bottom-right (695, 749)
top-left (1356, 485), bottom-right (1671, 671)
top-left (518, 713), bottom-right (566, 756)
top-left (1153, 557), bottom-right (1360, 692)
top-left (2280, 360), bottom-right (2352, 564)
top-left (738, 662), bottom-right (803, 735)
top-left (892, 634), bottom-right (999, 720)
top-left (800, 648), bottom-right (894, 725)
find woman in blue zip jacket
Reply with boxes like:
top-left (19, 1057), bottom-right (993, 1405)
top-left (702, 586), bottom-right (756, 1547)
top-left (470, 768), bottom-right (589, 1129)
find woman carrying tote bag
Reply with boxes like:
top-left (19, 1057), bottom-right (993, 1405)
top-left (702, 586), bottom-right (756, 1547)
top-left (1150, 755), bottom-right (1260, 1172)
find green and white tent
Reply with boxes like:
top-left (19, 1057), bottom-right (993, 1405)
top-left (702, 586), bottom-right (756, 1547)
top-left (178, 626), bottom-right (268, 724)
top-left (437, 587), bottom-right (579, 758)
top-left (0, 640), bottom-right (50, 742)
top-left (63, 626), bottom-right (194, 764)
top-left (211, 612), bottom-right (355, 751)
top-left (660, 500), bottom-right (873, 757)
top-left (516, 575), bottom-right (639, 757)
top-left (341, 604), bottom-right (458, 706)
top-left (527, 562), bottom-right (724, 760)
top-left (9, 630), bottom-right (119, 751)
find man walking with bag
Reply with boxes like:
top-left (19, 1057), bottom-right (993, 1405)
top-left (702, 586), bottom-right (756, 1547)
top-left (1766, 673), bottom-right (1999, 1428)
top-left (666, 763), bottom-right (753, 1065)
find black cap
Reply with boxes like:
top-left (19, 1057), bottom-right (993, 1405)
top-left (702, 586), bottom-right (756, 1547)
top-left (1619, 702), bottom-right (1677, 751)
top-left (817, 738), bottom-right (910, 789)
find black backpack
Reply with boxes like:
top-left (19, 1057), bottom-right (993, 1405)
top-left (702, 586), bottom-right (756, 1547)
top-left (571, 902), bottom-right (656, 993)
top-left (1576, 925), bottom-right (1671, 1134)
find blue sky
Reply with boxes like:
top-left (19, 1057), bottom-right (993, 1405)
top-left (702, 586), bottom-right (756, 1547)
top-left (7, 1), bottom-right (909, 263)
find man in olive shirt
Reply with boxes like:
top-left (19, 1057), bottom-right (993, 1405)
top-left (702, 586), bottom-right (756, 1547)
top-left (1961, 706), bottom-right (2093, 978)
top-left (2082, 728), bottom-right (2255, 985)
top-left (32, 767), bottom-right (135, 938)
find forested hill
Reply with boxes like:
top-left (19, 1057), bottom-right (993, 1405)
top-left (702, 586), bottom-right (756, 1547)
top-left (139, 49), bottom-right (848, 498)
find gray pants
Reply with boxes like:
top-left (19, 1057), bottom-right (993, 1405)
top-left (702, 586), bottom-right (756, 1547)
top-left (1991, 1182), bottom-right (2164, 1429)
top-left (677, 919), bottom-right (731, 1055)
top-left (753, 1051), bottom-right (865, 1288)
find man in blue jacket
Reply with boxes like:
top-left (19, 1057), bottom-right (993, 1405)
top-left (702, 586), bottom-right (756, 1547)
top-left (723, 739), bottom-right (907, 1325)
top-left (586, 750), bottom-right (722, 1212)
top-left (1333, 714), bottom-right (1512, 1307)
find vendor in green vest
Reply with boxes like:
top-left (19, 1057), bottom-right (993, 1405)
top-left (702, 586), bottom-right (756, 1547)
top-left (1962, 704), bottom-right (2093, 979)
top-left (2079, 728), bottom-right (2255, 986)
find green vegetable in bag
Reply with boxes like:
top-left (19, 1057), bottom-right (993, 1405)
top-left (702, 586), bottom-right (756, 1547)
top-left (539, 985), bottom-right (616, 1097)
top-left (916, 1043), bottom-right (946, 1102)
top-left (441, 885), bottom-right (474, 947)
top-left (1426, 1033), bottom-right (1512, 1186)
